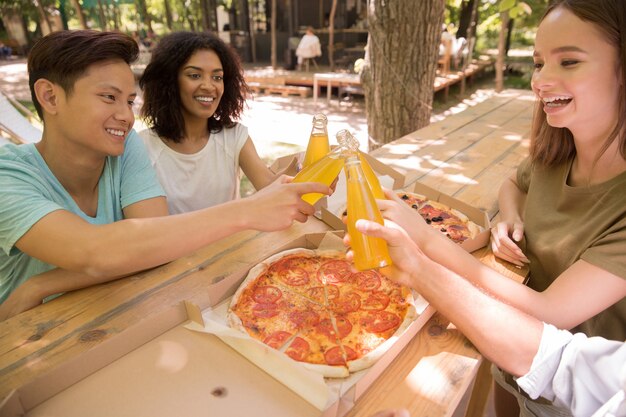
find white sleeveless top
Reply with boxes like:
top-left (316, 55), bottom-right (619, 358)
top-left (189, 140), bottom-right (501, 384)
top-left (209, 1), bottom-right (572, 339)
top-left (139, 124), bottom-right (249, 214)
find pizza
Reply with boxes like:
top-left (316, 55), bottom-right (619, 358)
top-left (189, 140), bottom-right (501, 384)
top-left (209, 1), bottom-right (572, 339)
top-left (397, 191), bottom-right (482, 244)
top-left (339, 191), bottom-right (482, 244)
top-left (228, 248), bottom-right (416, 378)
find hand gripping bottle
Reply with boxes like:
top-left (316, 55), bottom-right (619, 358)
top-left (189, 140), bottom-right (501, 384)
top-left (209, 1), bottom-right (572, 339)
top-left (338, 131), bottom-right (392, 270)
top-left (291, 126), bottom-right (359, 205)
top-left (301, 114), bottom-right (330, 169)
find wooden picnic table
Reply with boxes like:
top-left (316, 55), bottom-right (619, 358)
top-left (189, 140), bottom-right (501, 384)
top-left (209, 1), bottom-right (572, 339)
top-left (0, 89), bottom-right (534, 417)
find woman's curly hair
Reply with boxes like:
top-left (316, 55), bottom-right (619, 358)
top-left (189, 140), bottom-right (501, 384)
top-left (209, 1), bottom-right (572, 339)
top-left (140, 31), bottom-right (249, 142)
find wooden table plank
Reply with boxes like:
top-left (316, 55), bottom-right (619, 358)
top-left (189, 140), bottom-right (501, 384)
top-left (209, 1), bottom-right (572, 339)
top-left (0, 89), bottom-right (533, 417)
top-left (0, 220), bottom-right (329, 400)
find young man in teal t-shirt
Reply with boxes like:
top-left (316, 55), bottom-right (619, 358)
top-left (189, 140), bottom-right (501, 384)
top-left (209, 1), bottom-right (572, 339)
top-left (0, 30), bottom-right (330, 320)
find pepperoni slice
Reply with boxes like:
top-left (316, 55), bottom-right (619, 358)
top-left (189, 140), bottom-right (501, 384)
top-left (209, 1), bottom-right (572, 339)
top-left (324, 346), bottom-right (346, 366)
top-left (263, 331), bottom-right (292, 349)
top-left (353, 270), bottom-right (381, 291)
top-left (445, 224), bottom-right (469, 243)
top-left (252, 303), bottom-right (279, 318)
top-left (318, 260), bottom-right (352, 284)
top-left (330, 292), bottom-right (361, 314)
top-left (277, 267), bottom-right (309, 286)
top-left (360, 291), bottom-right (390, 311)
top-left (285, 337), bottom-right (310, 362)
top-left (252, 286), bottom-right (282, 304)
top-left (288, 310), bottom-right (320, 328)
top-left (362, 311), bottom-right (401, 333)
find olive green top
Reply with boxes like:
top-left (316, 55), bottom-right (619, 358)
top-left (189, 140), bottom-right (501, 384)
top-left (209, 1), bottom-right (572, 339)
top-left (517, 156), bottom-right (626, 341)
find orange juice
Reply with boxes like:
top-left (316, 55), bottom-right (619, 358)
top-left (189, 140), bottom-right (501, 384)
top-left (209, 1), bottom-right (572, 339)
top-left (358, 151), bottom-right (384, 199)
top-left (302, 132), bottom-right (330, 168)
top-left (345, 157), bottom-right (392, 270)
top-left (293, 152), bottom-right (344, 205)
top-left (302, 114), bottom-right (330, 169)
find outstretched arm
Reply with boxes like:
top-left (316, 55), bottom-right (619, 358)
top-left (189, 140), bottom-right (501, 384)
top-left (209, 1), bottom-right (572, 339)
top-left (375, 189), bottom-right (626, 331)
top-left (349, 218), bottom-right (542, 376)
top-left (14, 178), bottom-right (330, 280)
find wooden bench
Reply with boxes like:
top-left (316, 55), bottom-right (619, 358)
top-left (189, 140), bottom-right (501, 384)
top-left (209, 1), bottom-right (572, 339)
top-left (248, 81), bottom-right (312, 98)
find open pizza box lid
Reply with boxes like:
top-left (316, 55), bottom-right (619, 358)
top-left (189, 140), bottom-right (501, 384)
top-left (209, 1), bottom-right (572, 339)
top-left (404, 181), bottom-right (491, 253)
top-left (0, 232), bottom-right (432, 417)
top-left (322, 172), bottom-right (491, 254)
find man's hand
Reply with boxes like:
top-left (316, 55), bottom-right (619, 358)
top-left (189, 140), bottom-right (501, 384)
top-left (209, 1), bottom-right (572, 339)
top-left (245, 175), bottom-right (331, 231)
top-left (0, 280), bottom-right (43, 321)
top-left (344, 218), bottom-right (426, 289)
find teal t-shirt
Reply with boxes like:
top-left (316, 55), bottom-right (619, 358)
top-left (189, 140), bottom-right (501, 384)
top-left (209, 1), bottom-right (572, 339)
top-left (0, 130), bottom-right (165, 303)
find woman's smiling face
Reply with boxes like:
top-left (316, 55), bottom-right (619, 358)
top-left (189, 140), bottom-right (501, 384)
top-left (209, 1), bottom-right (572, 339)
top-left (177, 49), bottom-right (225, 123)
top-left (531, 6), bottom-right (621, 139)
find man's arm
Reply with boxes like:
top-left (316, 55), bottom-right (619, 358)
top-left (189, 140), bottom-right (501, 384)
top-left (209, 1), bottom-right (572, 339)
top-left (15, 179), bottom-right (331, 279)
top-left (351, 218), bottom-right (542, 377)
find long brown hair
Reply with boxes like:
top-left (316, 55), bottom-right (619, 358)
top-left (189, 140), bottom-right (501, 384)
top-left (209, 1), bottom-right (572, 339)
top-left (139, 31), bottom-right (249, 143)
top-left (529, 0), bottom-right (626, 167)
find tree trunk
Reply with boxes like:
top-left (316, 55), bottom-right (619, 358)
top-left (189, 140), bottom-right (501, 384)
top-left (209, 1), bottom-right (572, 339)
top-left (456, 0), bottom-right (474, 39)
top-left (271, 0), bottom-right (277, 68)
top-left (69, 0), bottom-right (88, 29)
top-left (163, 0), bottom-right (173, 30)
top-left (363, 0), bottom-right (445, 150)
top-left (200, 0), bottom-right (211, 31)
top-left (328, 0), bottom-right (337, 71)
top-left (35, 0), bottom-right (53, 34)
top-left (495, 11), bottom-right (509, 92)
top-left (460, 0), bottom-right (479, 94)
top-left (136, 0), bottom-right (152, 32)
top-left (97, 0), bottom-right (107, 30)
top-left (248, 0), bottom-right (257, 62)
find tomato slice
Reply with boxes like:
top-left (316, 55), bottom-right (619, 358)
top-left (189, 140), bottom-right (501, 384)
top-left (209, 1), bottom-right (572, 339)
top-left (252, 286), bottom-right (282, 304)
top-left (277, 267), bottom-right (309, 286)
top-left (362, 311), bottom-right (400, 333)
top-left (317, 315), bottom-right (352, 339)
top-left (330, 292), bottom-right (361, 314)
top-left (324, 346), bottom-right (346, 366)
top-left (263, 331), bottom-right (292, 349)
top-left (288, 310), bottom-right (320, 329)
top-left (252, 303), bottom-right (279, 318)
top-left (353, 270), bottom-right (381, 291)
top-left (343, 345), bottom-right (358, 362)
top-left (285, 337), bottom-right (310, 362)
top-left (318, 260), bottom-right (352, 284)
top-left (360, 291), bottom-right (390, 311)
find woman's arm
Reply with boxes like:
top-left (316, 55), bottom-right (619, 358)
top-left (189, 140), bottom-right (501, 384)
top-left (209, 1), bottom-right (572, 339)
top-left (238, 137), bottom-right (281, 190)
top-left (377, 190), bottom-right (626, 330)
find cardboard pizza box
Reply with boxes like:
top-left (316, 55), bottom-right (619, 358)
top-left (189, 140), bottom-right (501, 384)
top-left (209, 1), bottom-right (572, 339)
top-left (321, 179), bottom-right (491, 253)
top-left (402, 182), bottom-right (491, 253)
top-left (0, 232), bottom-right (433, 417)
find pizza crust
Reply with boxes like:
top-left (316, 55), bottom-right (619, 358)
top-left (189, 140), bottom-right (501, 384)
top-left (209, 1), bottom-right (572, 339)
top-left (347, 301), bottom-right (417, 373)
top-left (227, 247), bottom-right (418, 379)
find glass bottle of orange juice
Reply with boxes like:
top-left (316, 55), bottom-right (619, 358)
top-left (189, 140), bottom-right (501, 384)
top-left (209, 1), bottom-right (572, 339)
top-left (340, 134), bottom-right (392, 270)
top-left (301, 114), bottom-right (330, 169)
top-left (358, 151), bottom-right (384, 200)
top-left (292, 126), bottom-right (360, 205)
